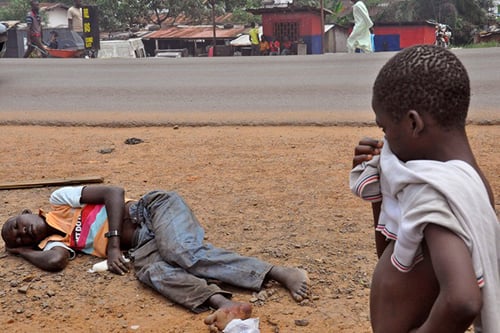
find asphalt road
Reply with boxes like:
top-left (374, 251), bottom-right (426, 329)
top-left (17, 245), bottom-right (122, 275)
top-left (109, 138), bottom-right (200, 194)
top-left (0, 47), bottom-right (498, 126)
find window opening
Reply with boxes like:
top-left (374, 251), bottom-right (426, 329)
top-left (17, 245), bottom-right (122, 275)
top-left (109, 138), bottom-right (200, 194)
top-left (273, 22), bottom-right (298, 41)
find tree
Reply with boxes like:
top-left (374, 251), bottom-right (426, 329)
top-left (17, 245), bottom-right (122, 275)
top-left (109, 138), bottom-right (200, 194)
top-left (221, 0), bottom-right (248, 12)
top-left (375, 0), bottom-right (492, 44)
top-left (231, 0), bottom-right (260, 24)
top-left (0, 0), bottom-right (30, 21)
top-left (147, 0), bottom-right (208, 26)
top-left (93, 0), bottom-right (153, 31)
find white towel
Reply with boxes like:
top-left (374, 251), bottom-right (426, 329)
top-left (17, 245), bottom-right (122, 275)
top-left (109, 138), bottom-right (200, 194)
top-left (349, 155), bottom-right (382, 202)
top-left (378, 139), bottom-right (500, 332)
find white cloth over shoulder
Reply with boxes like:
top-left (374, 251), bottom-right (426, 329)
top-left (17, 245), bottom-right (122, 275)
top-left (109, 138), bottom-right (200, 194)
top-left (347, 1), bottom-right (373, 53)
top-left (377, 140), bottom-right (499, 333)
top-left (349, 155), bottom-right (382, 202)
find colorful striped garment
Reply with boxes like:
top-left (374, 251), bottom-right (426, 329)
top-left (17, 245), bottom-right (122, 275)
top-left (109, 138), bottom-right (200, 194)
top-left (38, 186), bottom-right (110, 258)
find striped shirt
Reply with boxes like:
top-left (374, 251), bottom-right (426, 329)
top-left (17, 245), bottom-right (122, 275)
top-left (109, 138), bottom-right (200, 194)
top-left (38, 186), bottom-right (110, 258)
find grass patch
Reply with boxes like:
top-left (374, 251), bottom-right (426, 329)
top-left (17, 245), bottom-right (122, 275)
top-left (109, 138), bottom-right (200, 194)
top-left (462, 41), bottom-right (500, 48)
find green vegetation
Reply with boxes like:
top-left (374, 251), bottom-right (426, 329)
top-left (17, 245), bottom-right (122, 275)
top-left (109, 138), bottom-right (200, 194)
top-left (372, 0), bottom-right (495, 45)
top-left (0, 0), bottom-right (30, 21)
top-left (463, 41), bottom-right (500, 48)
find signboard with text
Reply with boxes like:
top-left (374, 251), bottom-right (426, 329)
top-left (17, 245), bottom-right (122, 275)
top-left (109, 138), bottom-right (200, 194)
top-left (82, 5), bottom-right (100, 52)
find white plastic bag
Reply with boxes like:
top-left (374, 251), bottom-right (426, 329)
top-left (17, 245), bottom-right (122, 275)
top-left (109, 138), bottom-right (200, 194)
top-left (223, 318), bottom-right (260, 333)
top-left (88, 256), bottom-right (130, 273)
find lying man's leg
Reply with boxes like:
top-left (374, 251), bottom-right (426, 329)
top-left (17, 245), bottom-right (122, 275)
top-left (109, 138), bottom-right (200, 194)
top-left (143, 191), bottom-right (310, 301)
top-left (133, 240), bottom-right (253, 331)
top-left (204, 294), bottom-right (253, 331)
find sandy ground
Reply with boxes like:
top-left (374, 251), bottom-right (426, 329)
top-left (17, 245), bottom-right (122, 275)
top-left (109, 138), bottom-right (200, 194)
top-left (0, 125), bottom-right (497, 333)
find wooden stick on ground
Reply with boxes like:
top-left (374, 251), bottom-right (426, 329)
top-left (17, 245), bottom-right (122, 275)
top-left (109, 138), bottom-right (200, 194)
top-left (0, 176), bottom-right (104, 190)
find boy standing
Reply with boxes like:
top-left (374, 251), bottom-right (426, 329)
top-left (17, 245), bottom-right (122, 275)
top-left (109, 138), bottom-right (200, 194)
top-left (351, 45), bottom-right (499, 332)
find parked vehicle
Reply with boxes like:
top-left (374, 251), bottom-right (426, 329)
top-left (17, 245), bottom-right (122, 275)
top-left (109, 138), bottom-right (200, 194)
top-left (0, 22), bottom-right (9, 58)
top-left (98, 38), bottom-right (146, 59)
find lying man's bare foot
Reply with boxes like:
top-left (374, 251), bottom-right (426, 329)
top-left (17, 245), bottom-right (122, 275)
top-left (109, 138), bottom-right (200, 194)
top-left (205, 295), bottom-right (252, 332)
top-left (267, 266), bottom-right (310, 302)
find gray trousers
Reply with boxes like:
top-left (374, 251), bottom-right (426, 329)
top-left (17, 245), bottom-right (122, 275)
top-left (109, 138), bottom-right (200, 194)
top-left (128, 191), bottom-right (272, 313)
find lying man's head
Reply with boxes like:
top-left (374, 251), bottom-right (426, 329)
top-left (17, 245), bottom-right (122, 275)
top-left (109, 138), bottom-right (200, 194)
top-left (2, 210), bottom-right (48, 248)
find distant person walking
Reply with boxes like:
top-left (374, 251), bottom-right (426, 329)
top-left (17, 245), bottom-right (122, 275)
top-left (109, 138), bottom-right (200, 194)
top-left (67, 0), bottom-right (83, 38)
top-left (249, 22), bottom-right (260, 56)
top-left (347, 0), bottom-right (373, 53)
top-left (23, 0), bottom-right (47, 58)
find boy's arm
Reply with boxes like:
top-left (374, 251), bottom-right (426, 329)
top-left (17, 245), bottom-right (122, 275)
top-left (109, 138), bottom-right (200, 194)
top-left (80, 185), bottom-right (129, 275)
top-left (6, 246), bottom-right (70, 272)
top-left (353, 137), bottom-right (387, 257)
top-left (371, 202), bottom-right (388, 258)
top-left (412, 224), bottom-right (482, 333)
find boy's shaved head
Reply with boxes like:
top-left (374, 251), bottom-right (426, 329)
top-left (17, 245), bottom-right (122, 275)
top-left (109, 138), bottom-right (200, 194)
top-left (373, 45), bottom-right (470, 129)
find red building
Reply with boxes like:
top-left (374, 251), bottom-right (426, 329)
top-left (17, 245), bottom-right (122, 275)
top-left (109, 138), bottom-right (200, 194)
top-left (372, 22), bottom-right (436, 51)
top-left (249, 6), bottom-right (330, 55)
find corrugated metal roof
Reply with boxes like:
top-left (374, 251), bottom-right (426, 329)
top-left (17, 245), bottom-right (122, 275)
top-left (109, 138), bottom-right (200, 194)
top-left (40, 2), bottom-right (69, 11)
top-left (155, 13), bottom-right (237, 27)
top-left (249, 5), bottom-right (332, 15)
top-left (144, 25), bottom-right (247, 40)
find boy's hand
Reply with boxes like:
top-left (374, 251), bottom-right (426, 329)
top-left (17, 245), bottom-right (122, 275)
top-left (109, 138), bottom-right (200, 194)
top-left (353, 138), bottom-right (383, 168)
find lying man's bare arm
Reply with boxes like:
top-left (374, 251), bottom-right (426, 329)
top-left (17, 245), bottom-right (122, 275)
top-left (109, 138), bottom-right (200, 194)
top-left (6, 246), bottom-right (70, 272)
top-left (80, 185), bottom-right (130, 275)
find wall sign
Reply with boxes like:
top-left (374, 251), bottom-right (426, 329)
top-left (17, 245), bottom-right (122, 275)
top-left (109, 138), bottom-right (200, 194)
top-left (82, 5), bottom-right (100, 52)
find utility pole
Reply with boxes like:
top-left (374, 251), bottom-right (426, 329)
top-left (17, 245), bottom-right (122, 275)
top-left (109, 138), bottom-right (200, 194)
top-left (320, 0), bottom-right (324, 54)
top-left (210, 0), bottom-right (217, 56)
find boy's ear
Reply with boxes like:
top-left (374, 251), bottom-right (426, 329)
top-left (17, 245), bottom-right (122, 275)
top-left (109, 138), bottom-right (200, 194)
top-left (407, 110), bottom-right (424, 136)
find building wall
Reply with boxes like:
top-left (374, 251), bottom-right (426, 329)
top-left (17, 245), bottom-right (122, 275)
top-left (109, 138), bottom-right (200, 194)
top-left (45, 8), bottom-right (69, 28)
top-left (373, 25), bottom-right (435, 49)
top-left (334, 28), bottom-right (348, 53)
top-left (261, 11), bottom-right (323, 54)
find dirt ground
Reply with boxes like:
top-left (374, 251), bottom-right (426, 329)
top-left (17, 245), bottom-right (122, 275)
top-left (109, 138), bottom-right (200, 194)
top-left (0, 125), bottom-right (497, 333)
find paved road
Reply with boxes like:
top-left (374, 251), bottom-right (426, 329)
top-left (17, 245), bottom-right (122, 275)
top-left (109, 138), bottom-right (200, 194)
top-left (0, 47), bottom-right (498, 126)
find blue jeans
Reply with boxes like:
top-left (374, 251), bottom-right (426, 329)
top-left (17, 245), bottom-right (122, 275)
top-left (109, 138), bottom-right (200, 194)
top-left (128, 191), bottom-right (272, 313)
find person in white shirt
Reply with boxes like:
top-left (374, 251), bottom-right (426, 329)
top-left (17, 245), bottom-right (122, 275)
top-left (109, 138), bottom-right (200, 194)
top-left (67, 0), bottom-right (83, 36)
top-left (347, 0), bottom-right (373, 53)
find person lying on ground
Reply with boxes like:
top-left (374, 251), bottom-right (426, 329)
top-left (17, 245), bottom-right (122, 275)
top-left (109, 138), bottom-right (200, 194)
top-left (2, 185), bottom-right (310, 332)
top-left (350, 44), bottom-right (499, 333)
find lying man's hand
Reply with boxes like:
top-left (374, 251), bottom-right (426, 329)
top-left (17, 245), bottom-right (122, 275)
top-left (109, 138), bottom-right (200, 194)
top-left (107, 248), bottom-right (130, 275)
top-left (6, 245), bottom-right (33, 255)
